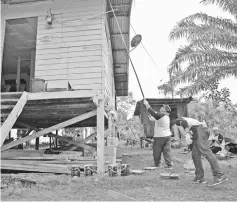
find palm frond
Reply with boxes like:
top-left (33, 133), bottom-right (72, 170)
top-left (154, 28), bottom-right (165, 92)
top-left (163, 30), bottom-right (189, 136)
top-left (172, 62), bottom-right (237, 85)
top-left (201, 0), bottom-right (237, 19)
top-left (188, 28), bottom-right (237, 50)
top-left (169, 45), bottom-right (237, 73)
top-left (169, 13), bottom-right (237, 42)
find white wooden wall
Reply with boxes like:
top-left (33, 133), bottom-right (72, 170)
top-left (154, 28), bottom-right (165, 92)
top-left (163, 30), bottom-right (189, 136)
top-left (1, 4), bottom-right (7, 83)
top-left (2, 0), bottom-right (104, 93)
top-left (102, 0), bottom-right (115, 103)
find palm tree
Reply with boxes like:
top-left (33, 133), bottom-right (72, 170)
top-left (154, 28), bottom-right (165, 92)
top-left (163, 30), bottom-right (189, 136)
top-left (166, 0), bottom-right (237, 97)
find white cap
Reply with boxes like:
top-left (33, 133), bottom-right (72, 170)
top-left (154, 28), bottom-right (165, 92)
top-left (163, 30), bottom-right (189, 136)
top-left (213, 127), bottom-right (219, 130)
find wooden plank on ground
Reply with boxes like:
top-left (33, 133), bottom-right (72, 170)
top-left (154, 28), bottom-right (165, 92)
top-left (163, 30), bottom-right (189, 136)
top-left (1, 160), bottom-right (71, 174)
top-left (143, 167), bottom-right (157, 171)
top-left (1, 92), bottom-right (28, 147)
top-left (1, 159), bottom-right (110, 173)
top-left (1, 110), bottom-right (97, 151)
top-left (107, 190), bottom-right (136, 201)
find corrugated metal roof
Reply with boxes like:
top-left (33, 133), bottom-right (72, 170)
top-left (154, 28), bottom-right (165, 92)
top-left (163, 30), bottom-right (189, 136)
top-left (134, 98), bottom-right (193, 116)
top-left (111, 34), bottom-right (129, 50)
top-left (108, 0), bottom-right (132, 96)
top-left (112, 50), bottom-right (127, 63)
top-left (109, 17), bottom-right (129, 34)
top-left (1, 0), bottom-right (51, 4)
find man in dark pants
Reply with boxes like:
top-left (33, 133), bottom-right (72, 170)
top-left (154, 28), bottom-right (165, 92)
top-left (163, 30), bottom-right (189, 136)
top-left (143, 100), bottom-right (173, 169)
top-left (175, 117), bottom-right (228, 186)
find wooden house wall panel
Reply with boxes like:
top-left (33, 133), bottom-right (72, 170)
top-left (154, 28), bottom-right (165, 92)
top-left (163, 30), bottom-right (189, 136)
top-left (32, 0), bottom-right (103, 92)
top-left (2, 0), bottom-right (102, 19)
top-left (2, 0), bottom-right (105, 93)
top-left (36, 40), bottom-right (102, 50)
top-left (37, 11), bottom-right (103, 25)
top-left (36, 45), bottom-right (102, 55)
top-left (36, 50), bottom-right (102, 60)
top-left (37, 29), bottom-right (102, 40)
top-left (36, 72), bottom-right (102, 80)
top-left (37, 24), bottom-right (102, 35)
top-left (1, 13), bottom-right (6, 78)
top-left (35, 61), bottom-right (102, 71)
top-left (101, 5), bottom-right (115, 102)
top-left (35, 56), bottom-right (102, 65)
top-left (36, 67), bottom-right (102, 76)
top-left (37, 34), bottom-right (102, 46)
top-left (37, 18), bottom-right (101, 30)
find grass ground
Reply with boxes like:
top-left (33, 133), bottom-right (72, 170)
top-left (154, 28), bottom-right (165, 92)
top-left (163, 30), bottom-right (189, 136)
top-left (1, 144), bottom-right (237, 201)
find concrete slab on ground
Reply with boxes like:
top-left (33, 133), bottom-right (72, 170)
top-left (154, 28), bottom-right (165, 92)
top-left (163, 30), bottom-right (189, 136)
top-left (130, 169), bottom-right (145, 174)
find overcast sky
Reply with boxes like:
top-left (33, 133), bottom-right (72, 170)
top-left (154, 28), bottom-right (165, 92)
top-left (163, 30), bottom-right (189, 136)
top-left (128, 0), bottom-right (237, 104)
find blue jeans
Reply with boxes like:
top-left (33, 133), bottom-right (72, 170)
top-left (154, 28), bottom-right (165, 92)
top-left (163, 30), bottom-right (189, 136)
top-left (191, 125), bottom-right (223, 180)
top-left (153, 136), bottom-right (172, 166)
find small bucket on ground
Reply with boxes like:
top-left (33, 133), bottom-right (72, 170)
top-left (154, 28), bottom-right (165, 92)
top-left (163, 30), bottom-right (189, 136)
top-left (84, 165), bottom-right (94, 176)
top-left (121, 164), bottom-right (130, 176)
top-left (108, 164), bottom-right (117, 177)
top-left (70, 165), bottom-right (80, 177)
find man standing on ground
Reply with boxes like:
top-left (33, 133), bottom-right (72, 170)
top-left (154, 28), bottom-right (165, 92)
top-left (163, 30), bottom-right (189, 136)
top-left (143, 100), bottom-right (173, 169)
top-left (174, 117), bottom-right (228, 186)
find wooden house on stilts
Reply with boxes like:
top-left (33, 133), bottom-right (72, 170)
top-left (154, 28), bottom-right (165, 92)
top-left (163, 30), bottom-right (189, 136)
top-left (0, 0), bottom-right (133, 174)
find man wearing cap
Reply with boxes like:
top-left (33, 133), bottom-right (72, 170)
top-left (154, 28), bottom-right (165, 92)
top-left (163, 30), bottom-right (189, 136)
top-left (174, 117), bottom-right (228, 186)
top-left (143, 100), bottom-right (173, 169)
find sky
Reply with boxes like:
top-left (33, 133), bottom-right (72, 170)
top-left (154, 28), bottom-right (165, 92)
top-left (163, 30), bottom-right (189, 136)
top-left (128, 0), bottom-right (237, 104)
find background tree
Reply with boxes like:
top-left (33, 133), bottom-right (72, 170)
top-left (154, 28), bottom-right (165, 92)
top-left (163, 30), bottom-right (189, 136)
top-left (116, 92), bottom-right (144, 142)
top-left (161, 0), bottom-right (237, 97)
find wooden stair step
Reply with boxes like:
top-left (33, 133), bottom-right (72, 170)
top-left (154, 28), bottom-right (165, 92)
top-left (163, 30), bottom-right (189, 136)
top-left (1, 92), bottom-right (23, 100)
top-left (1, 99), bottom-right (19, 105)
top-left (1, 105), bottom-right (15, 110)
top-left (1, 113), bottom-right (9, 118)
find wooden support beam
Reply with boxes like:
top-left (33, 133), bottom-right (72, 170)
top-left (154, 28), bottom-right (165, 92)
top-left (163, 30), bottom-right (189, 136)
top-left (1, 110), bottom-right (97, 151)
top-left (68, 132), bottom-right (97, 151)
top-left (47, 133), bottom-right (92, 150)
top-left (28, 91), bottom-right (94, 101)
top-left (55, 130), bottom-right (58, 148)
top-left (0, 92), bottom-right (28, 147)
top-left (35, 137), bottom-right (39, 150)
top-left (49, 136), bottom-right (52, 148)
top-left (1, 17), bottom-right (6, 81)
top-left (16, 56), bottom-right (21, 92)
top-left (29, 50), bottom-right (35, 92)
top-left (97, 98), bottom-right (105, 174)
